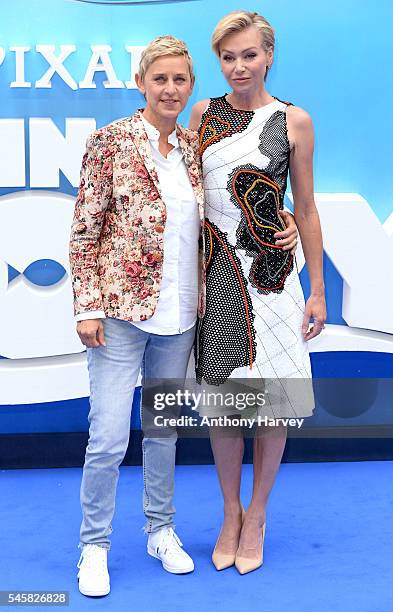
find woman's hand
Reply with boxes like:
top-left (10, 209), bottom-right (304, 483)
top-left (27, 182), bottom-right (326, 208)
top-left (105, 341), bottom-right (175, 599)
top-left (274, 210), bottom-right (298, 255)
top-left (302, 294), bottom-right (326, 340)
top-left (77, 319), bottom-right (106, 348)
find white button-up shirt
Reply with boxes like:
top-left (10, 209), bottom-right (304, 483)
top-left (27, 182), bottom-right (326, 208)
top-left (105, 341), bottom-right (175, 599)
top-left (75, 115), bottom-right (200, 335)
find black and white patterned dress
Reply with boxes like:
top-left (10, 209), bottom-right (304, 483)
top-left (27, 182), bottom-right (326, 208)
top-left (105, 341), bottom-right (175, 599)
top-left (195, 95), bottom-right (314, 418)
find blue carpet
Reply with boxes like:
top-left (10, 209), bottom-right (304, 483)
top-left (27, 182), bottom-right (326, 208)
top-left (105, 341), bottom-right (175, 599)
top-left (1, 462), bottom-right (392, 611)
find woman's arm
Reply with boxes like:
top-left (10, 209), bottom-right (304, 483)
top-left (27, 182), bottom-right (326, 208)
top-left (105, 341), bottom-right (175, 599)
top-left (69, 131), bottom-right (113, 317)
top-left (188, 99), bottom-right (210, 131)
top-left (287, 105), bottom-right (326, 340)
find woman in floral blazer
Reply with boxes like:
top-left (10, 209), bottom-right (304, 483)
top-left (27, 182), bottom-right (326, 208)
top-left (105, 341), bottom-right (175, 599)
top-left (70, 36), bottom-right (209, 596)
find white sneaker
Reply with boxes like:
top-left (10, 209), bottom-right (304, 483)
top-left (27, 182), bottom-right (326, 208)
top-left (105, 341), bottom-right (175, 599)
top-left (147, 527), bottom-right (194, 574)
top-left (77, 544), bottom-right (110, 597)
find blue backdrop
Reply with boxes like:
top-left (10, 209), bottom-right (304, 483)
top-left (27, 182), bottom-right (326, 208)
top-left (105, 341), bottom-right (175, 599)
top-left (0, 0), bottom-right (392, 436)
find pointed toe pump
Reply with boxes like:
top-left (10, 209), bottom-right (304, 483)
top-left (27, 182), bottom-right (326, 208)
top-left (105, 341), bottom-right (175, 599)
top-left (235, 522), bottom-right (266, 575)
top-left (212, 507), bottom-right (245, 571)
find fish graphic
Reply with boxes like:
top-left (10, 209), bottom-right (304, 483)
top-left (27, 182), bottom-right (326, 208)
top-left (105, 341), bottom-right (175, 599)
top-left (7, 259), bottom-right (67, 287)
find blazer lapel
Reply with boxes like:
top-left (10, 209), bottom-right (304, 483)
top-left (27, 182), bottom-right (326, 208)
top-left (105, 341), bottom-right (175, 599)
top-left (127, 110), bottom-right (162, 196)
top-left (176, 125), bottom-right (195, 167)
top-left (177, 125), bottom-right (205, 224)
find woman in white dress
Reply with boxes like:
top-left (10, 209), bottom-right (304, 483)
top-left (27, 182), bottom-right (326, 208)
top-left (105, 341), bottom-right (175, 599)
top-left (190, 11), bottom-right (326, 574)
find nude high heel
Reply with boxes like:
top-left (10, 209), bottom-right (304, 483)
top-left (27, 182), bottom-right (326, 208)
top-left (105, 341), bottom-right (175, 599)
top-left (235, 522), bottom-right (266, 575)
top-left (212, 506), bottom-right (245, 571)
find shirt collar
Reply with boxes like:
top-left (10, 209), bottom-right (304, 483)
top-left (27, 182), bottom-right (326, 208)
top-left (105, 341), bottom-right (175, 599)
top-left (141, 113), bottom-right (178, 148)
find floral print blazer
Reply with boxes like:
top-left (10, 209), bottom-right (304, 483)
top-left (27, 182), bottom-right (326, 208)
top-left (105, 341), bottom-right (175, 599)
top-left (69, 110), bottom-right (205, 322)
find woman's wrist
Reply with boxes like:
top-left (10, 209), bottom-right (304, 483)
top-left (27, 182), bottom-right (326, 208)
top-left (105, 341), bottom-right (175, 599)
top-left (310, 286), bottom-right (325, 297)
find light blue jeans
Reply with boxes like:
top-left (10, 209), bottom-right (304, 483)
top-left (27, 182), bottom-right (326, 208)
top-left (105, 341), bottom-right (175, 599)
top-left (79, 317), bottom-right (195, 550)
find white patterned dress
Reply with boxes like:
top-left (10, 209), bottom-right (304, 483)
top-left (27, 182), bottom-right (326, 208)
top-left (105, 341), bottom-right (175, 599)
top-left (195, 95), bottom-right (314, 418)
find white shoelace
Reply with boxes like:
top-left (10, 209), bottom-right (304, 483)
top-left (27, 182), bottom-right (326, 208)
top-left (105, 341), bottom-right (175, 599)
top-left (157, 528), bottom-right (184, 557)
top-left (77, 545), bottom-right (107, 575)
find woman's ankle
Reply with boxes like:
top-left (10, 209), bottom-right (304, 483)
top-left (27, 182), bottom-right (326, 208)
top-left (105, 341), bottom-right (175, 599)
top-left (223, 500), bottom-right (243, 518)
top-left (244, 505), bottom-right (266, 524)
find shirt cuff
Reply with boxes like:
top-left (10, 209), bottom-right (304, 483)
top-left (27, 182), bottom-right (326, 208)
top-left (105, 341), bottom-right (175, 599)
top-left (75, 310), bottom-right (106, 322)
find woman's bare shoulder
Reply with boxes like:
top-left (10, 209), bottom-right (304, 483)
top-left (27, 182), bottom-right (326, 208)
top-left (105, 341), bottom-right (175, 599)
top-left (286, 104), bottom-right (313, 131)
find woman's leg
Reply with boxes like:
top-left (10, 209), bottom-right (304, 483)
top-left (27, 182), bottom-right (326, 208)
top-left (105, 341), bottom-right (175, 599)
top-left (80, 319), bottom-right (147, 549)
top-left (141, 325), bottom-right (195, 535)
top-left (209, 424), bottom-right (244, 554)
top-left (237, 424), bottom-right (287, 557)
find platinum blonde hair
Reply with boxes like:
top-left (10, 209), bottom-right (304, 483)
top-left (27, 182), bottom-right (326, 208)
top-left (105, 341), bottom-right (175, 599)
top-left (212, 10), bottom-right (275, 56)
top-left (138, 35), bottom-right (194, 82)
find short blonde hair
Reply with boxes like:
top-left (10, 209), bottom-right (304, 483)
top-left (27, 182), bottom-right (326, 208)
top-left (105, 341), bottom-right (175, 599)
top-left (212, 10), bottom-right (275, 56)
top-left (138, 35), bottom-right (194, 82)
